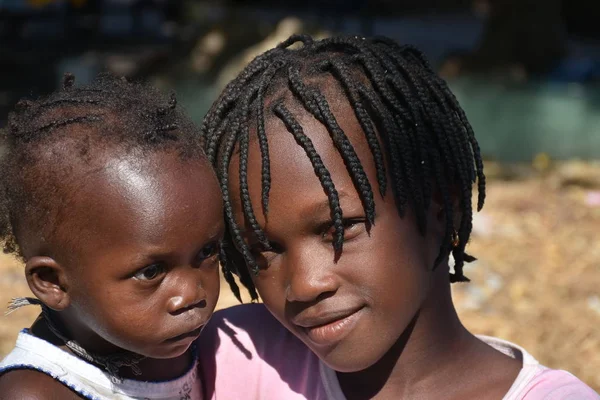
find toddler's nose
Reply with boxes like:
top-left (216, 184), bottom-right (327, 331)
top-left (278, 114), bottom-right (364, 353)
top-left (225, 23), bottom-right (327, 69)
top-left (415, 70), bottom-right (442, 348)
top-left (167, 269), bottom-right (207, 314)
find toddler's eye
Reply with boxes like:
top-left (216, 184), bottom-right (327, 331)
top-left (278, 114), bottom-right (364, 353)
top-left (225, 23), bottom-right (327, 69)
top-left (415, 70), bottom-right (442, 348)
top-left (133, 263), bottom-right (165, 281)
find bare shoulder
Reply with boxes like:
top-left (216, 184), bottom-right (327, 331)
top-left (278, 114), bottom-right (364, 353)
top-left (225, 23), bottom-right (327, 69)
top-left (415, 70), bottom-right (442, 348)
top-left (0, 369), bottom-right (82, 400)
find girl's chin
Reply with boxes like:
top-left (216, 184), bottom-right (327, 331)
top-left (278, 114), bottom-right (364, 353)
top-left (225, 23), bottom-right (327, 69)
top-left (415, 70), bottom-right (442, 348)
top-left (312, 344), bottom-right (383, 374)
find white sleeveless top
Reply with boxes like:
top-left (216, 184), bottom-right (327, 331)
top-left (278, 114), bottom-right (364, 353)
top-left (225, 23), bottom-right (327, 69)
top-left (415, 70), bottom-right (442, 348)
top-left (0, 330), bottom-right (203, 400)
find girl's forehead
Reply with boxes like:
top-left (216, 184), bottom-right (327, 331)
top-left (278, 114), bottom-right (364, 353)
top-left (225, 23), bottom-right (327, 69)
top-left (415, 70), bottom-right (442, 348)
top-left (230, 99), bottom-right (378, 219)
top-left (260, 82), bottom-right (371, 150)
top-left (269, 97), bottom-right (371, 160)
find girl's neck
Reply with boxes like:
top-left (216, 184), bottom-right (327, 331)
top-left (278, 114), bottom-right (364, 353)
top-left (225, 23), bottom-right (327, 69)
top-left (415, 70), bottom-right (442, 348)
top-left (336, 270), bottom-right (484, 400)
top-left (30, 315), bottom-right (193, 382)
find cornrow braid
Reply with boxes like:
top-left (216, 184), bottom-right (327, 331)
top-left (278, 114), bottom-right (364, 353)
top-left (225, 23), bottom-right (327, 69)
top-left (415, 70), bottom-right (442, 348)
top-left (0, 73), bottom-right (205, 257)
top-left (272, 102), bottom-right (345, 254)
top-left (6, 74), bottom-right (190, 147)
top-left (256, 61), bottom-right (286, 216)
top-left (201, 34), bottom-right (485, 298)
top-left (238, 84), bottom-right (270, 249)
top-left (355, 84), bottom-right (409, 215)
top-left (217, 120), bottom-right (261, 277)
top-left (322, 59), bottom-right (387, 198)
top-left (287, 66), bottom-right (376, 227)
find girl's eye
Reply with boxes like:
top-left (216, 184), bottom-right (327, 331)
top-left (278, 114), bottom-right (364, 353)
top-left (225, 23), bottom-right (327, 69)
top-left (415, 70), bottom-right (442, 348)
top-left (133, 263), bottom-right (165, 281)
top-left (197, 242), bottom-right (220, 261)
top-left (250, 241), bottom-right (283, 268)
top-left (323, 218), bottom-right (366, 241)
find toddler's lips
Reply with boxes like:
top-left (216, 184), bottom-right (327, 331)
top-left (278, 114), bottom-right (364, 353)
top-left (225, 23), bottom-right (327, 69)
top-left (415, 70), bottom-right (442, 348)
top-left (165, 325), bottom-right (204, 343)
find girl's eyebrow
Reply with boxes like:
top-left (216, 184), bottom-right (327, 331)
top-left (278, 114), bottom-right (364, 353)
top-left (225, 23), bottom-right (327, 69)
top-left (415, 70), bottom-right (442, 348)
top-left (300, 191), bottom-right (358, 220)
top-left (238, 227), bottom-right (257, 242)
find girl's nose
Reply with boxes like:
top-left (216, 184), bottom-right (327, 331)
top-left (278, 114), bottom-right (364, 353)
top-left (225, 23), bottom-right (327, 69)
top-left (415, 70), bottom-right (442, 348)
top-left (285, 247), bottom-right (339, 303)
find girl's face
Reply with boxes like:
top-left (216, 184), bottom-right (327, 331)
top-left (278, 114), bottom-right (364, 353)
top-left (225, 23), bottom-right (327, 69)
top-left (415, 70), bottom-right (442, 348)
top-left (228, 101), bottom-right (445, 372)
top-left (50, 151), bottom-right (223, 359)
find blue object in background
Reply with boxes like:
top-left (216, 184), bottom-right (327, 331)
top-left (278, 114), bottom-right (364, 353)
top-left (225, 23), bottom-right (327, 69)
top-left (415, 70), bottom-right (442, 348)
top-left (547, 57), bottom-right (599, 83)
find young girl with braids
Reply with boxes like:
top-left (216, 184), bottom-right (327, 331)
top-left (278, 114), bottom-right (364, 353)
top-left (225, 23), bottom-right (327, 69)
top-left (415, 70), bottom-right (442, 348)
top-left (198, 35), bottom-right (599, 399)
top-left (0, 74), bottom-right (224, 399)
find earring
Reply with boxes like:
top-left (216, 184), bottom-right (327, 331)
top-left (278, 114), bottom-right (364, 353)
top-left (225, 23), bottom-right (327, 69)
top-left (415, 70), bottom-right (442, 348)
top-left (451, 230), bottom-right (460, 248)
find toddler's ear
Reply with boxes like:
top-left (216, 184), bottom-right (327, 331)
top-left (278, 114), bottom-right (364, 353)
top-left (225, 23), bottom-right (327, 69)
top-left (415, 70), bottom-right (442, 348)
top-left (25, 256), bottom-right (70, 311)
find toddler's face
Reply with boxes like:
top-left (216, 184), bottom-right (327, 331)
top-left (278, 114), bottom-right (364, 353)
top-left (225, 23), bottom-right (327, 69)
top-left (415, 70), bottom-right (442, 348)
top-left (57, 152), bottom-right (223, 359)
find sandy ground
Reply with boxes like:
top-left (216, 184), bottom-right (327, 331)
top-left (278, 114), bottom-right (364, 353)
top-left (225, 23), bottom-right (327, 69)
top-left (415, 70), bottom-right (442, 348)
top-left (1, 168), bottom-right (599, 392)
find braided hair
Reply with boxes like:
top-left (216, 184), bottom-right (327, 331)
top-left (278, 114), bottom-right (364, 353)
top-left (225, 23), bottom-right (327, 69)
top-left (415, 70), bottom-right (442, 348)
top-left (0, 73), bottom-right (204, 257)
top-left (201, 34), bottom-right (485, 302)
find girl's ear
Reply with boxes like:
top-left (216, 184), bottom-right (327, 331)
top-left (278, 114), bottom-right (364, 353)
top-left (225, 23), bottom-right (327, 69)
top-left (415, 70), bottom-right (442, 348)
top-left (25, 256), bottom-right (70, 311)
top-left (432, 185), bottom-right (462, 227)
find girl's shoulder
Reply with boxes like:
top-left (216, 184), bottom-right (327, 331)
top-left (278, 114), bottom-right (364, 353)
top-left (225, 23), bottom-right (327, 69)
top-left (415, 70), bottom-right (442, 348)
top-left (517, 368), bottom-right (599, 400)
top-left (200, 303), bottom-right (312, 361)
top-left (479, 336), bottom-right (599, 400)
top-left (199, 303), bottom-right (329, 399)
top-left (207, 303), bottom-right (286, 333)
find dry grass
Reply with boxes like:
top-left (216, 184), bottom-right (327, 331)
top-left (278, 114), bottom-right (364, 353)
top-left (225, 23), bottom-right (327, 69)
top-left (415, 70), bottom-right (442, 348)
top-left (1, 170), bottom-right (598, 392)
top-left (452, 175), bottom-right (600, 391)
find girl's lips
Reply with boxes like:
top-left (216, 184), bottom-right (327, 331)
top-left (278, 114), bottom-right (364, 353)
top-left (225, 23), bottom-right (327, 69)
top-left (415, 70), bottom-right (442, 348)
top-left (301, 307), bottom-right (364, 346)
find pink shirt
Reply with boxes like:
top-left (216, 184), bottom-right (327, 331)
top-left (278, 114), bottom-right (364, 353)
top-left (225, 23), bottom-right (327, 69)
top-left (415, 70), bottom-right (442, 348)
top-left (198, 304), bottom-right (599, 400)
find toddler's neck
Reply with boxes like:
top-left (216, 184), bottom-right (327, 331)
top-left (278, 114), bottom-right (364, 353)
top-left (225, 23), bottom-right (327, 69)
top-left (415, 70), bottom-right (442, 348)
top-left (30, 312), bottom-right (194, 382)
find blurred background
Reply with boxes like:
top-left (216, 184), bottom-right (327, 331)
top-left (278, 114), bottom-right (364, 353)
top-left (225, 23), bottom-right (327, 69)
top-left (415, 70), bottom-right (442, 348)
top-left (0, 0), bottom-right (599, 392)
